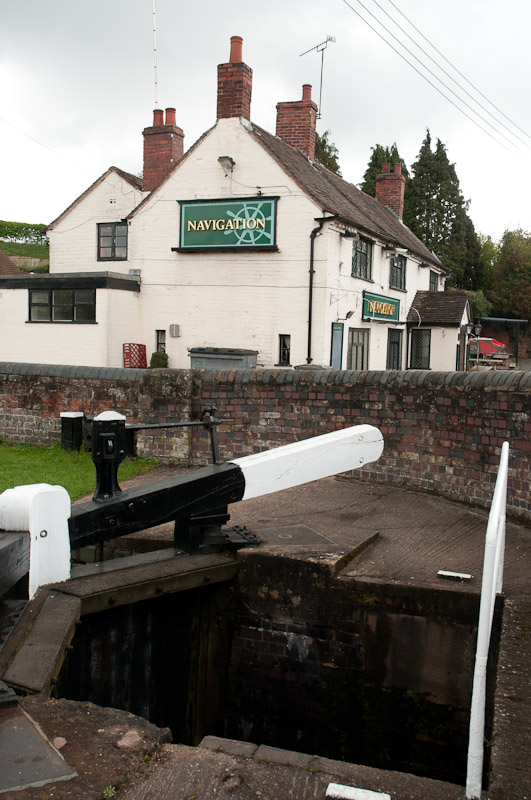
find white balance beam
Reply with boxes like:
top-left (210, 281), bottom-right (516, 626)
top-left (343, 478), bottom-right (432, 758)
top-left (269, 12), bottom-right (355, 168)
top-left (230, 424), bottom-right (383, 501)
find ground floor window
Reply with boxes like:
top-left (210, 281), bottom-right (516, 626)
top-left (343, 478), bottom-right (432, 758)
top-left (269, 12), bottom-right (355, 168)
top-left (410, 328), bottom-right (431, 368)
top-left (278, 334), bottom-right (291, 365)
top-left (347, 328), bottom-right (369, 370)
top-left (330, 322), bottom-right (344, 369)
top-left (156, 329), bottom-right (166, 352)
top-left (386, 329), bottom-right (403, 369)
top-left (29, 288), bottom-right (96, 322)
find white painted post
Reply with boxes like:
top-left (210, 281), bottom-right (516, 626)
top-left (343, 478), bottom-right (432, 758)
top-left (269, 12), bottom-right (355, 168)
top-left (0, 483), bottom-right (71, 599)
top-left (230, 424), bottom-right (384, 501)
top-left (466, 441), bottom-right (509, 799)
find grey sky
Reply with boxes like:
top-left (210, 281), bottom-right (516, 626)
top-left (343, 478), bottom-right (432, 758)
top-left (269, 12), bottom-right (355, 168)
top-left (1, 0), bottom-right (530, 241)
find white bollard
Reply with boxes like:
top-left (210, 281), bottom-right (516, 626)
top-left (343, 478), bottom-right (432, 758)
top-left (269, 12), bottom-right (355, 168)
top-left (0, 483), bottom-right (71, 599)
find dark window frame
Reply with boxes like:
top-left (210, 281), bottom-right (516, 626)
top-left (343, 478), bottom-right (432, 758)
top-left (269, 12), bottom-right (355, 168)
top-left (28, 288), bottom-right (96, 323)
top-left (386, 328), bottom-right (403, 369)
top-left (352, 238), bottom-right (373, 281)
top-left (347, 328), bottom-right (370, 370)
top-left (429, 270), bottom-right (439, 291)
top-left (156, 330), bottom-right (166, 352)
top-left (389, 254), bottom-right (406, 291)
top-left (277, 334), bottom-right (291, 366)
top-left (410, 328), bottom-right (431, 369)
top-left (97, 222), bottom-right (128, 261)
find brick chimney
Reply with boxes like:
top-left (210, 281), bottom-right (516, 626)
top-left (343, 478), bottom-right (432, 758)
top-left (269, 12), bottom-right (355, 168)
top-left (217, 36), bottom-right (253, 121)
top-left (375, 162), bottom-right (406, 220)
top-left (142, 107), bottom-right (184, 192)
top-left (276, 84), bottom-right (318, 161)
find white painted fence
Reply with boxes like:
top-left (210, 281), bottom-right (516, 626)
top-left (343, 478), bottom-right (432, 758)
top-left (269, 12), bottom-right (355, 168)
top-left (466, 441), bottom-right (509, 800)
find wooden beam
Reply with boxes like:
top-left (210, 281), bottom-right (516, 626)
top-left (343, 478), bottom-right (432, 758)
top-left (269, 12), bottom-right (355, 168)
top-left (3, 592), bottom-right (81, 696)
top-left (0, 533), bottom-right (29, 596)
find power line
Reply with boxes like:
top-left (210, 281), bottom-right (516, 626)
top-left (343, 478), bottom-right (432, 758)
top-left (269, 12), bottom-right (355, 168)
top-left (340, 0), bottom-right (517, 153)
top-left (343, 0), bottom-right (519, 152)
top-left (384, 0), bottom-right (531, 144)
top-left (368, 0), bottom-right (530, 150)
top-left (0, 116), bottom-right (92, 175)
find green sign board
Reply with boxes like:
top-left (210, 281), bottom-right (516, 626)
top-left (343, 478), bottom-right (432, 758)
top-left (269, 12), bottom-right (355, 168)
top-left (178, 197), bottom-right (277, 250)
top-left (362, 291), bottom-right (400, 321)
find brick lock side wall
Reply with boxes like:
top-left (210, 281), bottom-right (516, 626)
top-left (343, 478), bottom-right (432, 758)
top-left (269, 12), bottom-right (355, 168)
top-left (0, 364), bottom-right (529, 522)
top-left (217, 62), bottom-right (253, 120)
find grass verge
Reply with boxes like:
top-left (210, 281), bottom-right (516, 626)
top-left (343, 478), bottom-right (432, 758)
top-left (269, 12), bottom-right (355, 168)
top-left (0, 441), bottom-right (158, 501)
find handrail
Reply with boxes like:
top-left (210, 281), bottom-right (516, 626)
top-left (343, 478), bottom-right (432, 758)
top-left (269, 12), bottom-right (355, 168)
top-left (466, 441), bottom-right (509, 799)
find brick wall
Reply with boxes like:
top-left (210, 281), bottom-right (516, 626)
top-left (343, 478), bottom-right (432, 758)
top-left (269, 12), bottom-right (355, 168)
top-left (0, 363), bottom-right (529, 522)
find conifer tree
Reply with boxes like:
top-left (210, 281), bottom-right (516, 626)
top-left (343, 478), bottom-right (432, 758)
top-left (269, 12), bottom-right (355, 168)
top-left (403, 131), bottom-right (481, 288)
top-left (314, 130), bottom-right (341, 175)
top-left (359, 143), bottom-right (408, 196)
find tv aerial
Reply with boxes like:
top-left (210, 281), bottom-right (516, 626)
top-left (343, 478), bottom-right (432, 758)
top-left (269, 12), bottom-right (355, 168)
top-left (300, 35), bottom-right (336, 119)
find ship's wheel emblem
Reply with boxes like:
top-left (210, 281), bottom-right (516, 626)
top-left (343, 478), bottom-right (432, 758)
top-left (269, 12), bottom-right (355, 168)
top-left (226, 202), bottom-right (272, 245)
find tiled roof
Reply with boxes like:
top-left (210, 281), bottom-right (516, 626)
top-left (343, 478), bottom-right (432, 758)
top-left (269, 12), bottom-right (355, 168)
top-left (250, 125), bottom-right (445, 269)
top-left (407, 291), bottom-right (470, 326)
top-left (0, 248), bottom-right (26, 275)
top-left (48, 167), bottom-right (143, 231)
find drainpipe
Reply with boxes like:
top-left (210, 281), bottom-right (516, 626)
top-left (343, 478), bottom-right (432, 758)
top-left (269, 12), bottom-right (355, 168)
top-left (307, 216), bottom-right (339, 364)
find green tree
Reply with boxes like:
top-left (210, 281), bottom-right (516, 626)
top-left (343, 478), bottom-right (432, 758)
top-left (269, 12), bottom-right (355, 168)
top-left (468, 289), bottom-right (492, 319)
top-left (315, 130), bottom-right (341, 175)
top-left (487, 229), bottom-right (531, 326)
top-left (359, 142), bottom-right (409, 196)
top-left (403, 131), bottom-right (481, 289)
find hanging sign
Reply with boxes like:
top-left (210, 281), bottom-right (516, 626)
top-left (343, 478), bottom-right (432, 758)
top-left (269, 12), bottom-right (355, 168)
top-left (177, 197), bottom-right (278, 251)
top-left (362, 291), bottom-right (400, 321)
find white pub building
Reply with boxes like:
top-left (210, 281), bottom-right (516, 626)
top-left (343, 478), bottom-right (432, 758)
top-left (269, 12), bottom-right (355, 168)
top-left (0, 37), bottom-right (470, 372)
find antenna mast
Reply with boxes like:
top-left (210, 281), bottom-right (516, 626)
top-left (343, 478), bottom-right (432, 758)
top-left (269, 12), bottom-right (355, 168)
top-left (300, 35), bottom-right (336, 119)
top-left (152, 0), bottom-right (158, 107)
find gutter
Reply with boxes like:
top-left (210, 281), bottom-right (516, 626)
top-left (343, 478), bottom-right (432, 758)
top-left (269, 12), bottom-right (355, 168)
top-left (307, 215), bottom-right (339, 364)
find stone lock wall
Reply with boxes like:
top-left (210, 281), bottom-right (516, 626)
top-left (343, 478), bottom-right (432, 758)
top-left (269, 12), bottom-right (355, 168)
top-left (0, 363), bottom-right (529, 522)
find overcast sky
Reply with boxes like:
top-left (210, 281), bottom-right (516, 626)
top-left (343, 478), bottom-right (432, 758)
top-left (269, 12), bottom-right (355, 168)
top-left (1, 0), bottom-right (530, 242)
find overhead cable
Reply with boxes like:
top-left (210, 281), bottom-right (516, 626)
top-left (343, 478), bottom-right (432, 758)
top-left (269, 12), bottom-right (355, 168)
top-left (340, 0), bottom-right (517, 153)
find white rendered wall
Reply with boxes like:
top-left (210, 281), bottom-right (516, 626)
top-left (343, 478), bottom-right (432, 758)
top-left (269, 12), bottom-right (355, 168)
top-left (0, 287), bottom-right (140, 367)
top-left (130, 117), bottom-right (323, 368)
top-left (49, 172), bottom-right (144, 275)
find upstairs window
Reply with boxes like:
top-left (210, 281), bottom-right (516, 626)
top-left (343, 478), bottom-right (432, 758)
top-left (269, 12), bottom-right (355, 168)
top-left (429, 270), bottom-right (439, 291)
top-left (390, 255), bottom-right (406, 291)
top-left (98, 222), bottom-right (128, 260)
top-left (352, 238), bottom-right (373, 281)
top-left (29, 289), bottom-right (96, 322)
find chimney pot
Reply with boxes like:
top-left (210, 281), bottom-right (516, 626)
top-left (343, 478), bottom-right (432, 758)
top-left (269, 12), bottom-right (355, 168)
top-left (302, 84), bottom-right (312, 102)
top-left (375, 162), bottom-right (406, 220)
top-left (143, 109), bottom-right (184, 192)
top-left (276, 86), bottom-right (318, 161)
top-left (229, 35), bottom-right (243, 63)
top-left (217, 36), bottom-right (252, 121)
